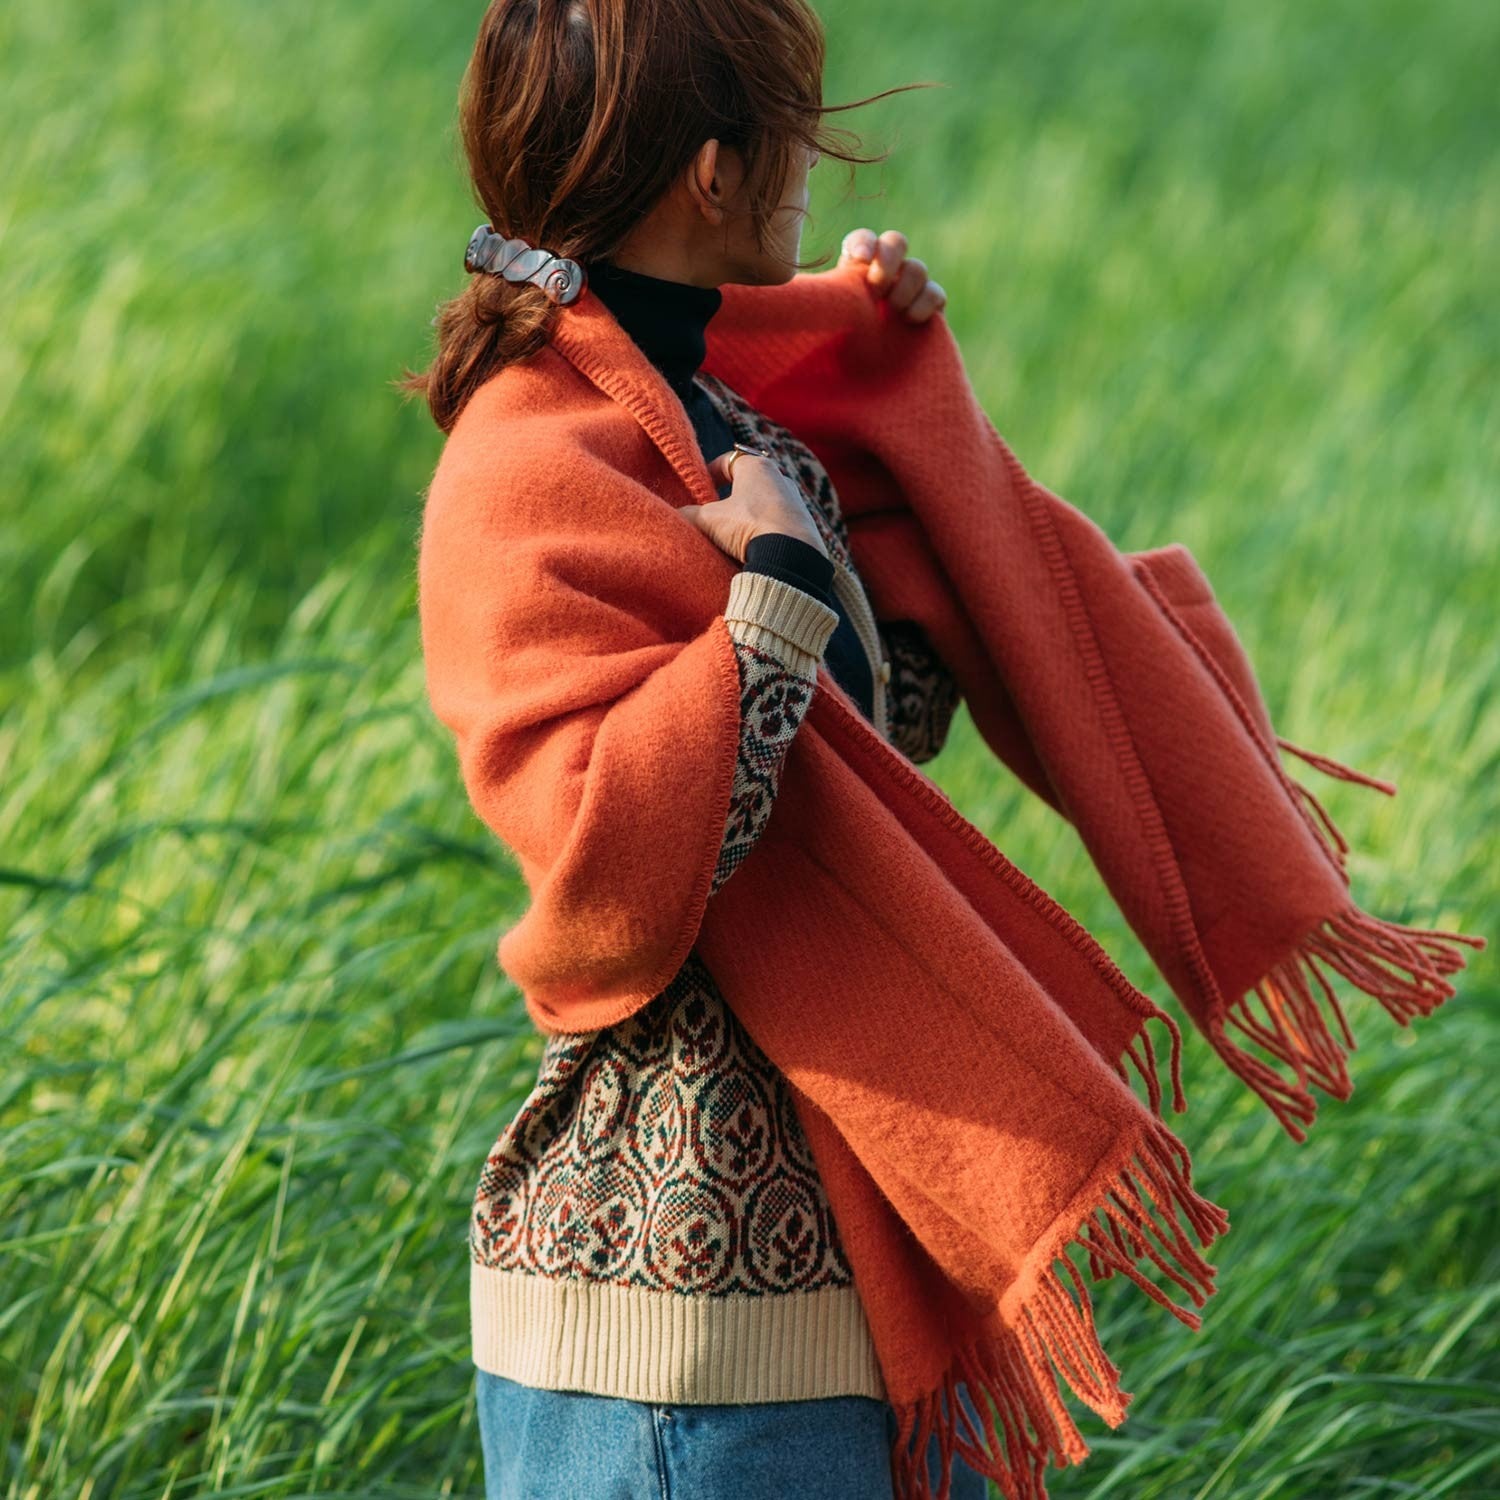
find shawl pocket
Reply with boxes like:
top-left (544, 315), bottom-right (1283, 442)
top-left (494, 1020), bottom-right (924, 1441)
top-left (1126, 541), bottom-right (1278, 749)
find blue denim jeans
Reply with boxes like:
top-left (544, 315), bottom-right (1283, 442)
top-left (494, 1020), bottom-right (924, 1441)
top-left (474, 1367), bottom-right (992, 1499)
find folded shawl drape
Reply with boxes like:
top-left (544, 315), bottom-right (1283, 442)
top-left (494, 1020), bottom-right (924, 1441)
top-left (416, 259), bottom-right (1483, 1500)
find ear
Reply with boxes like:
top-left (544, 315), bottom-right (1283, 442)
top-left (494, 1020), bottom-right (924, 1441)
top-left (688, 138), bottom-right (741, 226)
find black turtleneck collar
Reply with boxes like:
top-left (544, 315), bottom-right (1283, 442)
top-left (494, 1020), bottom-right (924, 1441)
top-left (586, 259), bottom-right (723, 395)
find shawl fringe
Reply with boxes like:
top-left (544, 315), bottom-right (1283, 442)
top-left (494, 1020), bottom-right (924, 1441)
top-left (886, 1106), bottom-right (1231, 1500)
top-left (1208, 736), bottom-right (1482, 1143)
top-left (886, 776), bottom-right (1482, 1500)
top-left (1111, 1004), bottom-right (1188, 1119)
top-left (1132, 547), bottom-right (1480, 1143)
top-left (1206, 893), bottom-right (1482, 1143)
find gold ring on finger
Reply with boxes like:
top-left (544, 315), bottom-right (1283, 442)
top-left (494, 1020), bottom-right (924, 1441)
top-left (727, 441), bottom-right (776, 481)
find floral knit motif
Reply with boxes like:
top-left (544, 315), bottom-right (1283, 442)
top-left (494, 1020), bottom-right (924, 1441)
top-left (470, 946), bottom-right (852, 1291)
top-left (881, 619), bottom-right (963, 766)
top-left (468, 376), bottom-right (962, 1306)
top-left (468, 635), bottom-right (848, 1291)
top-left (711, 640), bottom-right (819, 896)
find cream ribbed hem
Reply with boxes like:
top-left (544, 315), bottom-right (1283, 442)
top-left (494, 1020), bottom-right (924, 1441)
top-left (471, 1260), bottom-right (888, 1404)
top-left (724, 568), bottom-right (840, 678)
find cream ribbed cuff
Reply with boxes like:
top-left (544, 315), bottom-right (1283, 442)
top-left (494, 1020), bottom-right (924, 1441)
top-left (723, 568), bottom-right (840, 677)
top-left (471, 1260), bottom-right (888, 1403)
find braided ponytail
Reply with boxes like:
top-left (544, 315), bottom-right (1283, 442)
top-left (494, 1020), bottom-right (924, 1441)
top-left (413, 256), bottom-right (557, 435)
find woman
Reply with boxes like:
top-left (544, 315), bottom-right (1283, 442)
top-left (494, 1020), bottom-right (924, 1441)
top-left (404, 1), bottom-right (989, 1494)
top-left (406, 4), bottom-right (1485, 1500)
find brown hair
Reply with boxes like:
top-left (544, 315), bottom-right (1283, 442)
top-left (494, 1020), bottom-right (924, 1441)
top-left (396, 0), bottom-right (937, 433)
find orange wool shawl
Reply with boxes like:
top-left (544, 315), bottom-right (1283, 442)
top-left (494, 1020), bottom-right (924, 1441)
top-left (416, 259), bottom-right (1483, 1500)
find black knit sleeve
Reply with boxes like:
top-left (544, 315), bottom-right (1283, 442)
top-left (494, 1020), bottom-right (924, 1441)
top-left (742, 531), bottom-right (838, 613)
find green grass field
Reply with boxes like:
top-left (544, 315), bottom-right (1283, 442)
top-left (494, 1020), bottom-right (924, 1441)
top-left (3, 0), bottom-right (1496, 1495)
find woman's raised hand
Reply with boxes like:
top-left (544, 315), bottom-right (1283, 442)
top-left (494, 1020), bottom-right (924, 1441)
top-left (678, 449), bottom-right (830, 565)
top-left (838, 228), bottom-right (948, 322)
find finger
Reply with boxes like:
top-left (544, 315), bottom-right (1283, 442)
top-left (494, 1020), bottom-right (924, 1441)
top-left (888, 258), bottom-right (929, 311)
top-left (867, 230), bottom-right (909, 294)
top-left (706, 451), bottom-right (737, 484)
top-left (839, 228), bottom-right (877, 266)
top-left (904, 278), bottom-right (948, 322)
top-left (710, 446), bottom-right (777, 483)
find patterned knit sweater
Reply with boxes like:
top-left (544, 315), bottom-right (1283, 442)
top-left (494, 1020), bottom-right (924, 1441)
top-left (468, 263), bottom-right (962, 1405)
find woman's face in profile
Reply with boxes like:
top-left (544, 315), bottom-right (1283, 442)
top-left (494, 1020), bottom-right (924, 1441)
top-left (717, 140), bottom-right (819, 287)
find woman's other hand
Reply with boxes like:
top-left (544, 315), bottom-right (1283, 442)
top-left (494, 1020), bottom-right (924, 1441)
top-left (838, 228), bottom-right (948, 322)
top-left (679, 450), bottom-right (830, 564)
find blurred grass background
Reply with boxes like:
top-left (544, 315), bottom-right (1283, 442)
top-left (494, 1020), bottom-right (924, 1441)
top-left (2, 0), bottom-right (1496, 1495)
